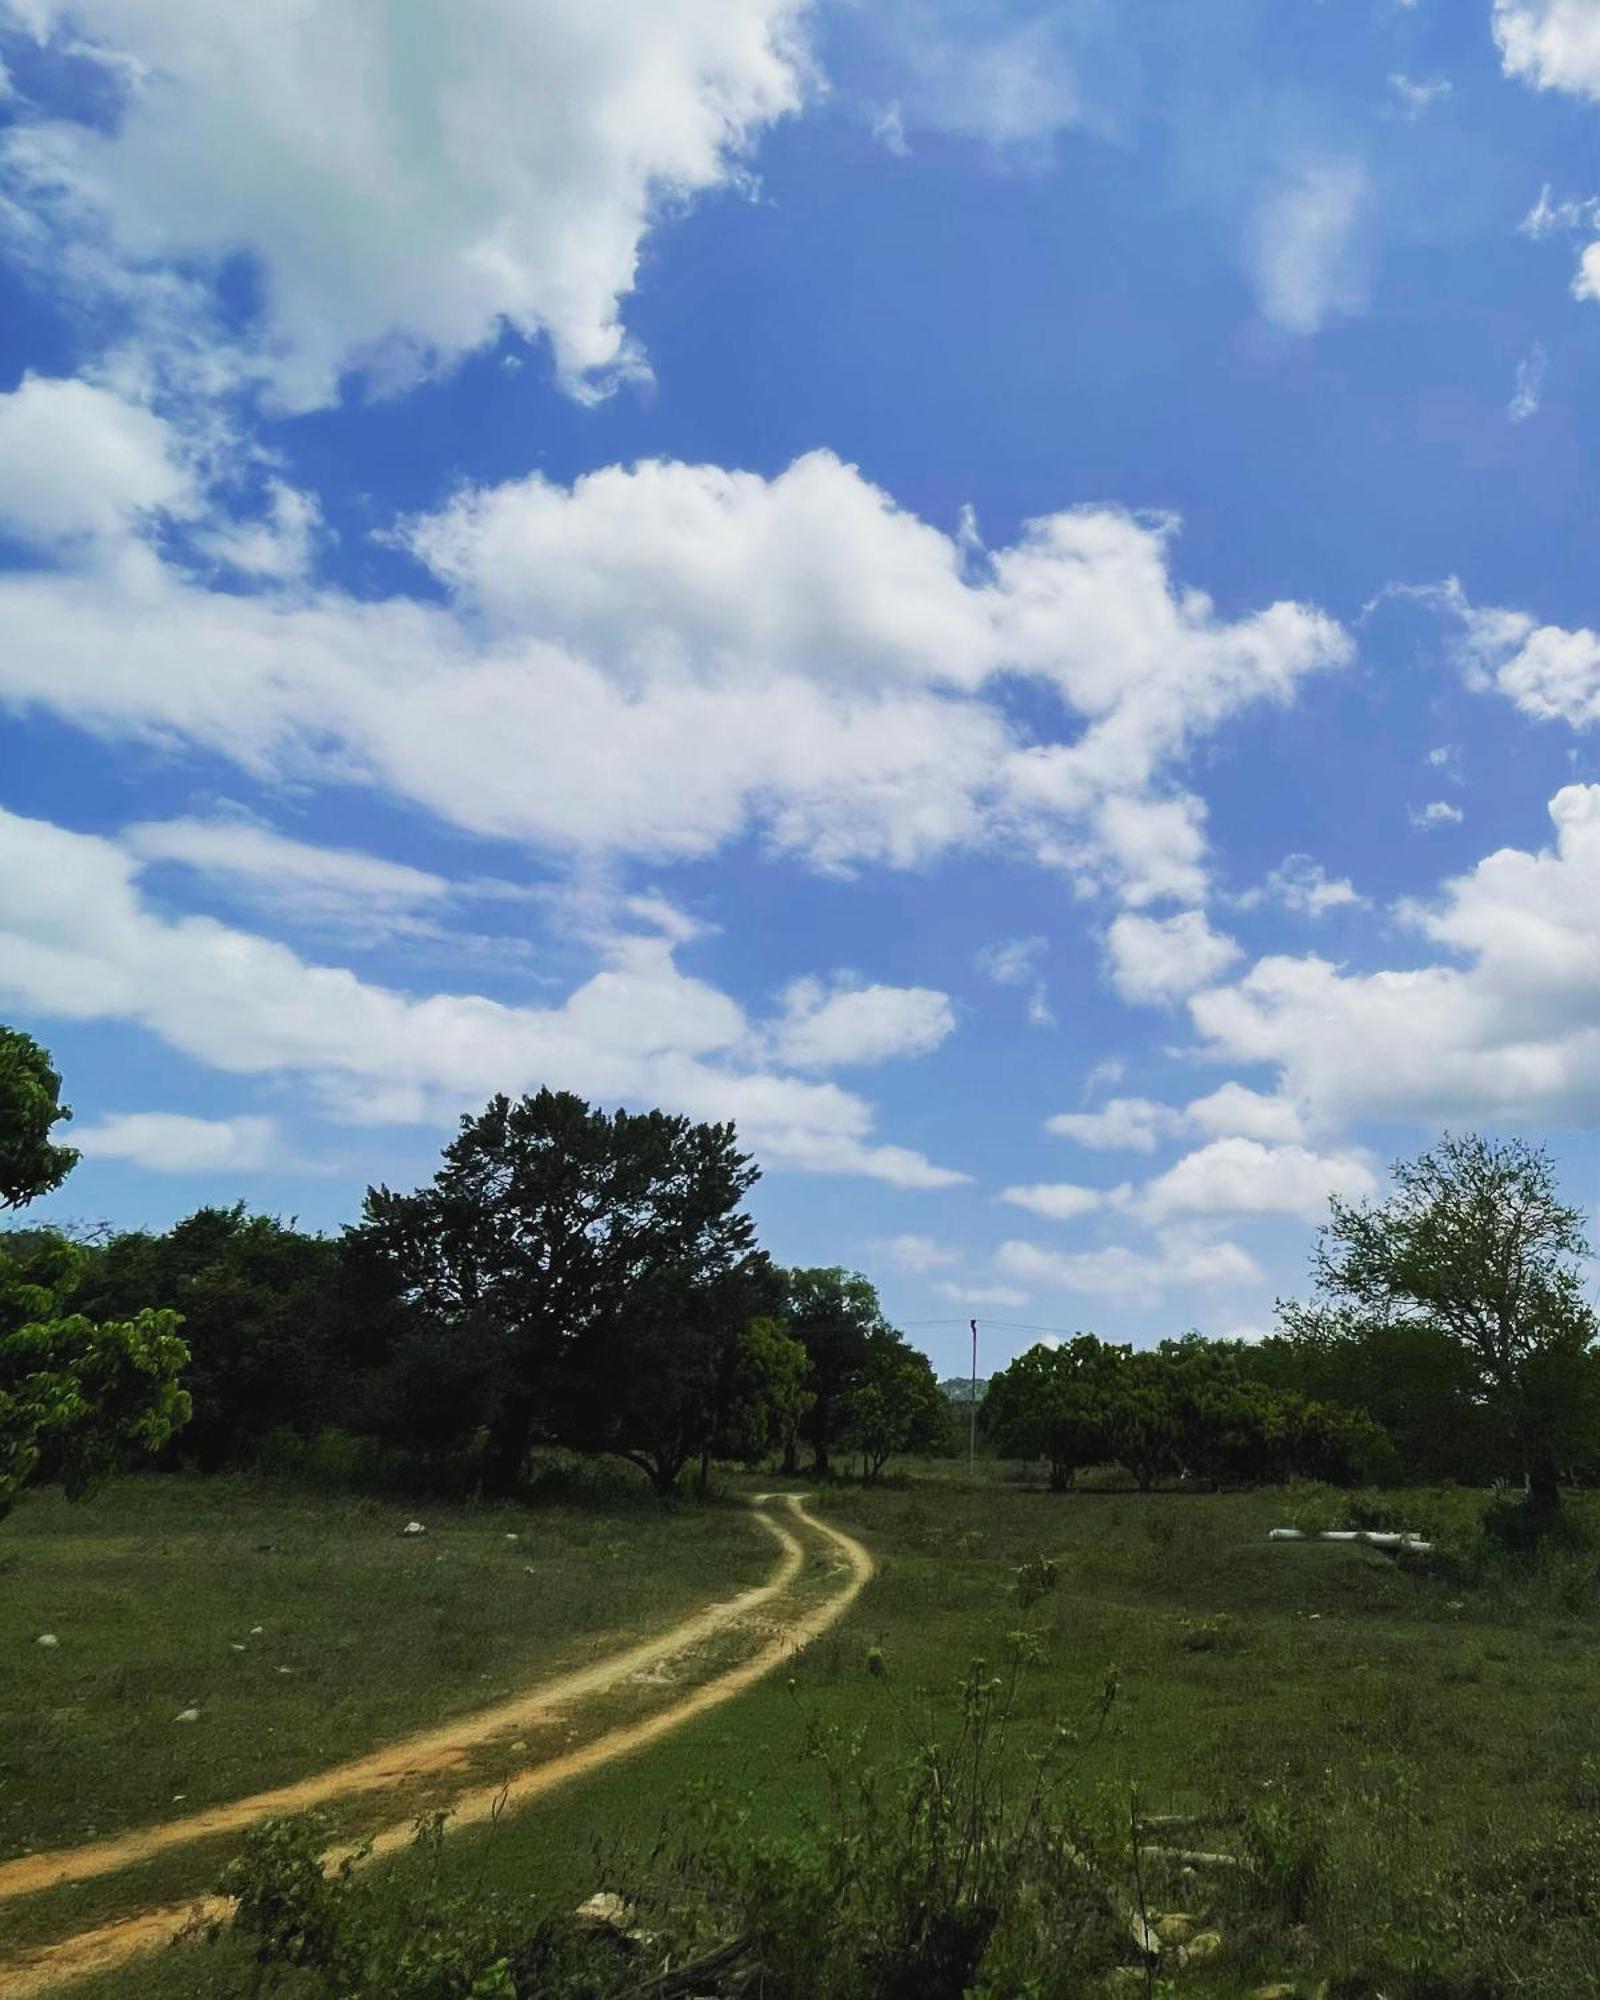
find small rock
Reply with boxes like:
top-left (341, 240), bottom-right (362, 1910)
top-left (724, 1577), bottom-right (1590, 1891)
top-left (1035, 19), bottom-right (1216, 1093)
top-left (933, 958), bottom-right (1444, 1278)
top-left (505, 1532), bottom-right (519, 1541)
top-left (574, 1891), bottom-right (634, 1933)
top-left (1178, 1930), bottom-right (1224, 1968)
top-left (175, 1707), bottom-right (201, 1723)
top-left (171, 1794), bottom-right (186, 1802)
top-left (249, 1625), bottom-right (264, 1635)
top-left (277, 1665), bottom-right (294, 1675)
top-left (36, 1633), bottom-right (59, 1649)
top-left (403, 1521), bottom-right (427, 1536)
top-left (1154, 1912), bottom-right (1198, 1946)
top-left (230, 1643), bottom-right (247, 1652)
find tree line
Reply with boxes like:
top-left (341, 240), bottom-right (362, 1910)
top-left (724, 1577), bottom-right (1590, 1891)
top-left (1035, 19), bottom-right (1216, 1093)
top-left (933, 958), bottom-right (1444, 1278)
top-left (2, 1031), bottom-right (950, 1510)
top-left (7, 1019), bottom-right (1600, 1514)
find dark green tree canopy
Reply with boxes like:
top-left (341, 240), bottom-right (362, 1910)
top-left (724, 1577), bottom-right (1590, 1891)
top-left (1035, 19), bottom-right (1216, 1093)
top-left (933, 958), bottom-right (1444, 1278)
top-left (0, 1027), bottom-right (79, 1211)
top-left (356, 1090), bottom-right (760, 1494)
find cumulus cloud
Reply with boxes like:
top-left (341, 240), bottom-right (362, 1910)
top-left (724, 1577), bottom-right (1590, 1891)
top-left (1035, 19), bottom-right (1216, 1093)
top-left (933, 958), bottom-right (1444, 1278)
top-left (0, 420), bottom-right (1348, 891)
top-left (1183, 1082), bottom-right (1306, 1144)
top-left (1445, 582), bottom-right (1600, 731)
top-left (0, 374), bottom-right (194, 544)
top-left (875, 1233), bottom-right (959, 1273)
top-left (1411, 800), bottom-right (1465, 829)
top-left (1190, 784), bottom-right (1600, 1130)
top-left (1247, 160), bottom-right (1372, 335)
top-left (74, 1111), bottom-right (283, 1173)
top-left (1495, 1), bottom-right (1600, 100)
top-left (769, 976), bottom-right (956, 1069)
top-left (1139, 1137), bottom-right (1377, 1223)
top-left (0, 0), bottom-right (813, 407)
top-left (1240, 854), bottom-right (1363, 918)
top-left (0, 806), bottom-right (968, 1187)
top-left (995, 1231), bottom-right (1260, 1303)
top-left (997, 1181), bottom-right (1124, 1221)
top-left (1045, 1095), bottom-right (1182, 1152)
top-left (1105, 909), bottom-right (1242, 1004)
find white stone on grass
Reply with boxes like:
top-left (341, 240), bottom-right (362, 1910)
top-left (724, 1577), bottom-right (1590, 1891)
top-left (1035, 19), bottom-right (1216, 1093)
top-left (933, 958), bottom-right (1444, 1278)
top-left (403, 1521), bottom-right (427, 1536)
top-left (36, 1633), bottom-right (59, 1649)
top-left (175, 1707), bottom-right (201, 1723)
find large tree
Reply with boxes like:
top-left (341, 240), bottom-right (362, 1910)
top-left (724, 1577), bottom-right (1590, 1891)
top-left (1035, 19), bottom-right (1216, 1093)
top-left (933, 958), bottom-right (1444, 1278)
top-left (555, 1255), bottom-right (781, 1495)
top-left (983, 1335), bottom-right (1124, 1491)
top-left (781, 1267), bottom-right (891, 1477)
top-left (1311, 1132), bottom-right (1598, 1505)
top-left (355, 1090), bottom-right (760, 1495)
top-left (841, 1333), bottom-right (951, 1482)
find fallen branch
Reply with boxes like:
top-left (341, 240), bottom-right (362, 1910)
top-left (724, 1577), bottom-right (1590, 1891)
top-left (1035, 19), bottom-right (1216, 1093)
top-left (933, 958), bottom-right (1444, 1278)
top-left (620, 1933), bottom-right (757, 2000)
top-left (1268, 1528), bottom-right (1434, 1553)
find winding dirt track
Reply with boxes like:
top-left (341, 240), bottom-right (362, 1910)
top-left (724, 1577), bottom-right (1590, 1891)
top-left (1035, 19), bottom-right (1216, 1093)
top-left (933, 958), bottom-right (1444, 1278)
top-left (0, 1494), bottom-right (873, 1999)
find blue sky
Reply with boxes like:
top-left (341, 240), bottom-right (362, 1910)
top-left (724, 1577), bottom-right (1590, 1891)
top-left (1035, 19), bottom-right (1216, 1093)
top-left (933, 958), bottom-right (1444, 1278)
top-left (5, 0), bottom-right (1600, 1380)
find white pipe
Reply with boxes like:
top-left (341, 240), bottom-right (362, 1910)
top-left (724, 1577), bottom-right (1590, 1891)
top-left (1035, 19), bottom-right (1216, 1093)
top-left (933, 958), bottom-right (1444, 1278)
top-left (1269, 1527), bottom-right (1434, 1552)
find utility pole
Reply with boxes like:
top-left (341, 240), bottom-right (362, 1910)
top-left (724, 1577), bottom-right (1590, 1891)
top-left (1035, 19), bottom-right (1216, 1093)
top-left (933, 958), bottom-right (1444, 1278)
top-left (969, 1317), bottom-right (978, 1473)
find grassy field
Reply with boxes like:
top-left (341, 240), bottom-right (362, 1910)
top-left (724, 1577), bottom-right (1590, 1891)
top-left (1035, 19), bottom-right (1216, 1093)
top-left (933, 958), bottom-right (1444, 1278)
top-left (10, 1462), bottom-right (1600, 1997)
top-left (0, 1472), bottom-right (770, 1862)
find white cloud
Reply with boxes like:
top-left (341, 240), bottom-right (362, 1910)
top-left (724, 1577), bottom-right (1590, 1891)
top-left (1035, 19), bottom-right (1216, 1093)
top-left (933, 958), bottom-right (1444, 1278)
top-left (854, 1), bottom-right (1132, 154)
top-left (74, 1111), bottom-right (282, 1174)
top-left (1495, 1), bottom-right (1600, 101)
top-left (975, 934), bottom-right (1054, 1027)
top-left (126, 818), bottom-right (453, 930)
top-left (0, 373), bottom-right (194, 544)
top-left (0, 806), bottom-right (967, 1188)
top-left (875, 1233), bottom-right (958, 1273)
top-left (1183, 1082), bottom-right (1306, 1143)
top-left (1242, 853), bottom-right (1363, 918)
top-left (1387, 73), bottom-right (1452, 120)
top-left (1510, 343), bottom-right (1548, 422)
top-left (933, 1280), bottom-right (1031, 1309)
top-left (1045, 1095), bottom-right (1181, 1152)
top-left (1411, 800), bottom-right (1465, 829)
top-left (975, 935), bottom-right (1045, 985)
top-left (1105, 908), bottom-right (1242, 1004)
top-left (1247, 160), bottom-right (1371, 335)
top-left (768, 975), bottom-right (956, 1069)
top-left (1139, 1137), bottom-right (1377, 1223)
top-left (0, 436), bottom-right (1348, 890)
top-left (1191, 785), bottom-right (1600, 1130)
top-left (997, 1181), bottom-right (1124, 1221)
top-left (995, 1232), bottom-right (1261, 1304)
top-left (1, 0), bottom-right (813, 408)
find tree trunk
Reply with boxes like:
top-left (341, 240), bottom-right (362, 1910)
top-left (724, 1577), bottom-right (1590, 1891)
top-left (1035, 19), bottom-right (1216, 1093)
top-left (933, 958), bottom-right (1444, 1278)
top-left (482, 1396), bottom-right (535, 1498)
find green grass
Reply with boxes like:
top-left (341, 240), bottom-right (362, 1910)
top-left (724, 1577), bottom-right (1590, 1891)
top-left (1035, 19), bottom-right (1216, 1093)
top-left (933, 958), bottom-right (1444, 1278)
top-left (0, 1472), bottom-right (770, 1863)
top-left (19, 1463), bottom-right (1600, 1997)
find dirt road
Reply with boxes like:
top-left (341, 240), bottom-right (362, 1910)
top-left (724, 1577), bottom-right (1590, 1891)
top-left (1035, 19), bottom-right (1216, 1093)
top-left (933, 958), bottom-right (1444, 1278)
top-left (0, 1493), bottom-right (873, 1998)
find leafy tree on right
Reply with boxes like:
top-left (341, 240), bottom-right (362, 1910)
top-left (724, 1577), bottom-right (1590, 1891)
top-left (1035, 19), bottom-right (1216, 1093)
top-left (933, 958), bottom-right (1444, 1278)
top-left (1306, 1132), bottom-right (1600, 1507)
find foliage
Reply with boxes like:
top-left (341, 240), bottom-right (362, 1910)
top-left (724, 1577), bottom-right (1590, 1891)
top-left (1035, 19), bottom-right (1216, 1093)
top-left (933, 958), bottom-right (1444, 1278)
top-left (839, 1334), bottom-right (951, 1481)
top-left (73, 1205), bottom-right (345, 1470)
top-left (219, 1810), bottom-right (615, 1998)
top-left (782, 1267), bottom-right (894, 1476)
top-left (0, 1026), bottom-right (78, 1211)
top-left (0, 1229), bottom-right (189, 1522)
top-left (1310, 1132), bottom-right (1599, 1502)
top-left (983, 1334), bottom-right (1124, 1489)
top-left (355, 1090), bottom-right (761, 1495)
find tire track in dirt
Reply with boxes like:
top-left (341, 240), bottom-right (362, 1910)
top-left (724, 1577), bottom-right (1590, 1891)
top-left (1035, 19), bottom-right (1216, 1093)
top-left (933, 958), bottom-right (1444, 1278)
top-left (0, 1494), bottom-right (873, 1999)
